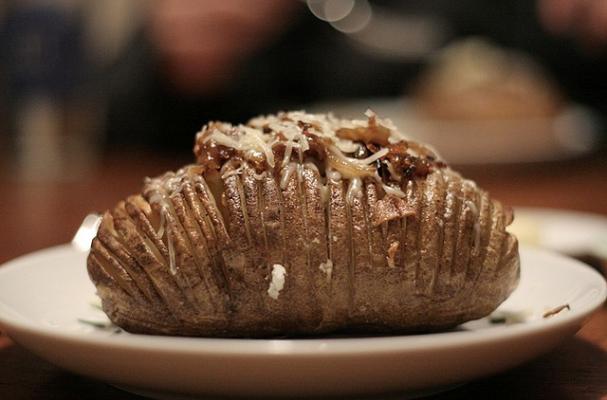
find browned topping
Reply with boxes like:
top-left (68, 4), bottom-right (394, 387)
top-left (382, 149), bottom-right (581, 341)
top-left (303, 132), bottom-right (327, 162)
top-left (194, 141), bottom-right (236, 171)
top-left (383, 142), bottom-right (444, 180)
top-left (365, 142), bottom-right (380, 153)
top-left (193, 111), bottom-right (447, 184)
top-left (336, 126), bottom-right (390, 146)
top-left (335, 111), bottom-right (391, 146)
top-left (296, 119), bottom-right (322, 132)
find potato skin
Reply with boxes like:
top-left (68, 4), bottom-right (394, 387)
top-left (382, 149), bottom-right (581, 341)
top-left (87, 161), bottom-right (519, 337)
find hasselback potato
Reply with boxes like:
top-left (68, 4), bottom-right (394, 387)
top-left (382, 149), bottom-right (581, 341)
top-left (87, 111), bottom-right (519, 337)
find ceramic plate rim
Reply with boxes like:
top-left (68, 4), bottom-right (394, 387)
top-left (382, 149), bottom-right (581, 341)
top-left (0, 244), bottom-right (605, 357)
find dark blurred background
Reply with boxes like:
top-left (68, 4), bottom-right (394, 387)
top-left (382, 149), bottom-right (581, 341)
top-left (0, 0), bottom-right (606, 179)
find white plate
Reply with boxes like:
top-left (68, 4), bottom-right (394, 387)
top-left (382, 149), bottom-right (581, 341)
top-left (511, 207), bottom-right (607, 258)
top-left (0, 245), bottom-right (604, 399)
top-left (309, 97), bottom-right (600, 165)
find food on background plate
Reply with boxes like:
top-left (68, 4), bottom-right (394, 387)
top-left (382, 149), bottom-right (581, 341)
top-left (413, 38), bottom-right (563, 120)
top-left (87, 111), bottom-right (519, 337)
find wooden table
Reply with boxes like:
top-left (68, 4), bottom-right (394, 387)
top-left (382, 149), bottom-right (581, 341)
top-left (0, 150), bottom-right (606, 399)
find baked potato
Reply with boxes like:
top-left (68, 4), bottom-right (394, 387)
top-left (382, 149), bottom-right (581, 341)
top-left (87, 111), bottom-right (519, 337)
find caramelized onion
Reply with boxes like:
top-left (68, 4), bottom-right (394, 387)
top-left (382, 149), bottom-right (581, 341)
top-left (326, 148), bottom-right (376, 179)
top-left (336, 125), bottom-right (390, 146)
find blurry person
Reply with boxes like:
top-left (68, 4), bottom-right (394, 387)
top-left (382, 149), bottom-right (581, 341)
top-left (148, 0), bottom-right (299, 96)
top-left (539, 0), bottom-right (607, 47)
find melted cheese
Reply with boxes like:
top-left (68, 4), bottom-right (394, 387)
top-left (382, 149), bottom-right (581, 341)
top-left (329, 145), bottom-right (389, 166)
top-left (267, 264), bottom-right (287, 300)
top-left (382, 183), bottom-right (406, 198)
top-left (319, 259), bottom-right (333, 282)
top-left (346, 178), bottom-right (363, 205)
top-left (280, 163), bottom-right (297, 190)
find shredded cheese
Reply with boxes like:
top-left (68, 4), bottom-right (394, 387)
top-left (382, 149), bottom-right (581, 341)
top-left (382, 183), bottom-right (406, 198)
top-left (202, 111), bottom-right (399, 171)
top-left (319, 259), bottom-right (333, 282)
top-left (328, 145), bottom-right (389, 166)
top-left (195, 111), bottom-right (446, 200)
top-left (267, 264), bottom-right (287, 300)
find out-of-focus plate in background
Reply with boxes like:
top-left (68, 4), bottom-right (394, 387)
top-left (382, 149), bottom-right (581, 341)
top-left (310, 97), bottom-right (600, 165)
top-left (511, 207), bottom-right (607, 260)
